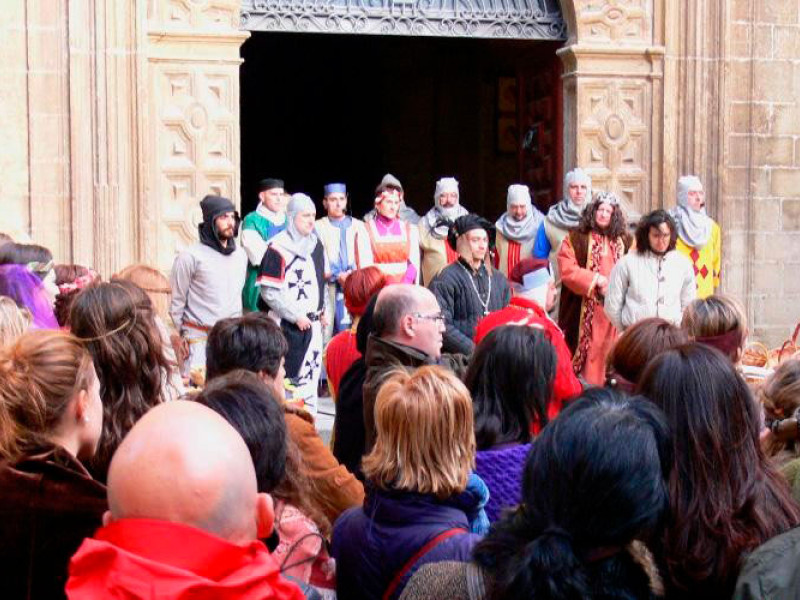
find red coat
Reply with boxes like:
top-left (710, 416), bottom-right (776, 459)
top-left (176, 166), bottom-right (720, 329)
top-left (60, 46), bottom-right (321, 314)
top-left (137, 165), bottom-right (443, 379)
top-left (324, 328), bottom-right (360, 399)
top-left (67, 519), bottom-right (305, 600)
top-left (474, 296), bottom-right (582, 428)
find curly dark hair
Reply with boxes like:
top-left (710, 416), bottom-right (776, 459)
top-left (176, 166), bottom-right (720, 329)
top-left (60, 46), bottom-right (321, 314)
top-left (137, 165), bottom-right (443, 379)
top-left (578, 197), bottom-right (628, 239)
top-left (635, 209), bottom-right (677, 254)
top-left (69, 280), bottom-right (172, 482)
top-left (53, 264), bottom-right (100, 327)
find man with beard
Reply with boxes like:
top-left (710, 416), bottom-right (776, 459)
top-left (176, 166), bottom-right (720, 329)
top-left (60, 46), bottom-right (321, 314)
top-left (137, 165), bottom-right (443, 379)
top-left (494, 184), bottom-right (544, 277)
top-left (605, 209), bottom-right (696, 331)
top-left (670, 175), bottom-right (721, 298)
top-left (258, 193), bottom-right (329, 412)
top-left (170, 195), bottom-right (247, 374)
top-left (418, 177), bottom-right (469, 285)
top-left (429, 214), bottom-right (511, 355)
top-left (241, 178), bottom-right (288, 312)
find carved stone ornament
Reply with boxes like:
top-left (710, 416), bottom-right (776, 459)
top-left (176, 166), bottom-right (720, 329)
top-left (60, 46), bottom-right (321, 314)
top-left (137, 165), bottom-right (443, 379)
top-left (240, 0), bottom-right (567, 40)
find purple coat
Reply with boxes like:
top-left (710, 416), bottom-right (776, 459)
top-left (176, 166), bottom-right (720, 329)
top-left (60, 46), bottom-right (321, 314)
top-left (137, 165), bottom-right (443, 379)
top-left (331, 487), bottom-right (482, 600)
top-left (474, 443), bottom-right (531, 522)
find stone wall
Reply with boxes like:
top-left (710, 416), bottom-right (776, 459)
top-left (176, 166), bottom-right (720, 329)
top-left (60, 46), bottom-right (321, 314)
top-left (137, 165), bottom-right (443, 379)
top-left (725, 0), bottom-right (800, 344)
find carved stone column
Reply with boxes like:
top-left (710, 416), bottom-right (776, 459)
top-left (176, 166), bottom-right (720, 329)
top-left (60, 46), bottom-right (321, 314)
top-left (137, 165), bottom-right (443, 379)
top-left (558, 0), bottom-right (665, 218)
top-left (145, 1), bottom-right (249, 272)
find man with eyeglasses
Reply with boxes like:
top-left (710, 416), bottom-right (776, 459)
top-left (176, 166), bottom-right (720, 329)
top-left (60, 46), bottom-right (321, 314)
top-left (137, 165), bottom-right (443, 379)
top-left (428, 214), bottom-right (511, 355)
top-left (360, 284), bottom-right (469, 453)
top-left (605, 209), bottom-right (696, 331)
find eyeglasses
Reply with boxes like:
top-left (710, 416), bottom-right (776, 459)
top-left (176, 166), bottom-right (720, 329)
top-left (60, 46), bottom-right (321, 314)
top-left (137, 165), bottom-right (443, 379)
top-left (411, 312), bottom-right (446, 324)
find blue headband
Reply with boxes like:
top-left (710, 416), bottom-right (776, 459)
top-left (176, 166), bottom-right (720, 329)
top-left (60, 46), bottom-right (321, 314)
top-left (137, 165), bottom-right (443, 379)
top-left (324, 183), bottom-right (347, 196)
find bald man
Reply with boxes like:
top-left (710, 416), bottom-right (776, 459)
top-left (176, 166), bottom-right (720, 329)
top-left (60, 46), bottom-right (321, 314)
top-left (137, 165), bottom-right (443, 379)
top-left (360, 284), bottom-right (468, 452)
top-left (66, 401), bottom-right (304, 599)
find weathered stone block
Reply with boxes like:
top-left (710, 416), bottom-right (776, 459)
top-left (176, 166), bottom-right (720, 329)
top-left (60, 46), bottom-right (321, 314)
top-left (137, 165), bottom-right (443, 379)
top-left (754, 61), bottom-right (794, 102)
top-left (774, 104), bottom-right (800, 136)
top-left (756, 1), bottom-right (798, 25)
top-left (783, 199), bottom-right (800, 229)
top-left (754, 136), bottom-right (795, 166)
top-left (728, 61), bottom-right (753, 102)
top-left (754, 197), bottom-right (781, 229)
top-left (754, 25), bottom-right (773, 58)
top-left (730, 23), bottom-right (752, 58)
top-left (786, 263), bottom-right (800, 294)
top-left (731, 0), bottom-right (752, 22)
top-left (772, 169), bottom-right (800, 197)
top-left (728, 134), bottom-right (751, 166)
top-left (774, 25), bottom-right (800, 59)
top-left (754, 232), bottom-right (800, 260)
top-left (753, 261), bottom-right (783, 293)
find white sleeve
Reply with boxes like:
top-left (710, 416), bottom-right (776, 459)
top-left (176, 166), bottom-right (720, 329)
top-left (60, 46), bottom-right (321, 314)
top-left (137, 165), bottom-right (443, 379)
top-left (604, 258), bottom-right (628, 331)
top-left (169, 251), bottom-right (195, 331)
top-left (354, 222), bottom-right (373, 268)
top-left (680, 257), bottom-right (698, 313)
top-left (241, 228), bottom-right (268, 267)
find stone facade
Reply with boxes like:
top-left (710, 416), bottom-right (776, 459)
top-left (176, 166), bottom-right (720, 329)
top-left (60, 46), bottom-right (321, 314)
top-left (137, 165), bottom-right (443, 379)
top-left (0, 0), bottom-right (798, 344)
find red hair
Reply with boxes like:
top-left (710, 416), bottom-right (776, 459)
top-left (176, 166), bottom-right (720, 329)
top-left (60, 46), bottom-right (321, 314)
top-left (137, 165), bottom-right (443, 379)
top-left (344, 267), bottom-right (387, 317)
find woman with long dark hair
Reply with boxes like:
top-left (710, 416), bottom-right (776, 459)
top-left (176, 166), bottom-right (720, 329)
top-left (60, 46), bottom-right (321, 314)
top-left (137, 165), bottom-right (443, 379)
top-left (638, 343), bottom-right (800, 599)
top-left (400, 387), bottom-right (670, 600)
top-left (557, 192), bottom-right (632, 385)
top-left (465, 325), bottom-right (557, 521)
top-left (70, 280), bottom-right (174, 481)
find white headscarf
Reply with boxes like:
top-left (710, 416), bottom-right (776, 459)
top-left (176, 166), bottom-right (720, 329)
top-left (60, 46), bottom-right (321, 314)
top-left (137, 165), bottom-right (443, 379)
top-left (422, 177), bottom-right (468, 239)
top-left (495, 184), bottom-right (544, 242)
top-left (546, 168), bottom-right (593, 230)
top-left (272, 193), bottom-right (318, 258)
top-left (670, 175), bottom-right (711, 247)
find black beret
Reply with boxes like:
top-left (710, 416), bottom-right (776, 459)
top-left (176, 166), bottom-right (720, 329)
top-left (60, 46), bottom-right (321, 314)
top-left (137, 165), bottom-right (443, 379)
top-left (446, 214), bottom-right (496, 251)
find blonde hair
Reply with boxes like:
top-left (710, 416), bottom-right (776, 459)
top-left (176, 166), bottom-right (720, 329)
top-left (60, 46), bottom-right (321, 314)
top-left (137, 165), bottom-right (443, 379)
top-left (682, 295), bottom-right (747, 360)
top-left (362, 365), bottom-right (475, 499)
top-left (761, 359), bottom-right (800, 463)
top-left (0, 296), bottom-right (31, 347)
top-left (115, 264), bottom-right (171, 323)
top-left (0, 330), bottom-right (95, 461)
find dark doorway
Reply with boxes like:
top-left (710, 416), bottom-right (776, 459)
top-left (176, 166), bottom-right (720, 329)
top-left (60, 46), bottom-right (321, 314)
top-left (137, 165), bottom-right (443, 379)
top-left (240, 32), bottom-right (562, 220)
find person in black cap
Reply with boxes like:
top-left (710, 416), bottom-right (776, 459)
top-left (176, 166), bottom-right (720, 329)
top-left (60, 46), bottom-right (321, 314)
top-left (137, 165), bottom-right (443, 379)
top-left (428, 214), bottom-right (511, 355)
top-left (170, 194), bottom-right (247, 375)
top-left (241, 178), bottom-right (288, 312)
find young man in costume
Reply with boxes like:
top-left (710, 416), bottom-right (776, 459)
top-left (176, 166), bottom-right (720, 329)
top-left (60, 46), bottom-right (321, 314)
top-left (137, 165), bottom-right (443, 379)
top-left (429, 214), bottom-right (511, 355)
top-left (170, 194), bottom-right (247, 374)
top-left (670, 175), bottom-right (721, 298)
top-left (315, 182), bottom-right (372, 340)
top-left (418, 177), bottom-right (469, 285)
top-left (241, 178), bottom-right (288, 312)
top-left (494, 183), bottom-right (544, 277)
top-left (258, 193), bottom-right (329, 412)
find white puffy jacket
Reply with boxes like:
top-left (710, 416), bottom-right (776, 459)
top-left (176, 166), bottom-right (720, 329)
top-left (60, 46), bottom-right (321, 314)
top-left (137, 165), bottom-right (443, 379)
top-left (605, 249), bottom-right (696, 330)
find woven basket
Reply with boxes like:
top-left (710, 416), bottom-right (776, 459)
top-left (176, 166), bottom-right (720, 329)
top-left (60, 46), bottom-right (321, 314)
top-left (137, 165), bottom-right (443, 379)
top-left (744, 323), bottom-right (800, 368)
top-left (742, 342), bottom-right (770, 368)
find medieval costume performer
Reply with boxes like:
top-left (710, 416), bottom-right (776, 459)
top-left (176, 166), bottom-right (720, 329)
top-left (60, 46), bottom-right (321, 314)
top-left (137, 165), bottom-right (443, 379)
top-left (494, 184), bottom-right (544, 277)
top-left (363, 173), bottom-right (421, 224)
top-left (241, 178), bottom-right (288, 312)
top-left (557, 192), bottom-right (632, 386)
top-left (534, 169), bottom-right (592, 318)
top-left (315, 182), bottom-right (373, 341)
top-left (258, 194), bottom-right (329, 412)
top-left (364, 186), bottom-right (421, 284)
top-left (418, 177), bottom-right (469, 285)
top-left (170, 195), bottom-right (247, 374)
top-left (671, 175), bottom-right (721, 298)
top-left (429, 214), bottom-right (511, 355)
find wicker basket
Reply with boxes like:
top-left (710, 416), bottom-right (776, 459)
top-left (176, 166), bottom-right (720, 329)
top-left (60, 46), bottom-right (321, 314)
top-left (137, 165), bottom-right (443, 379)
top-left (743, 323), bottom-right (800, 369)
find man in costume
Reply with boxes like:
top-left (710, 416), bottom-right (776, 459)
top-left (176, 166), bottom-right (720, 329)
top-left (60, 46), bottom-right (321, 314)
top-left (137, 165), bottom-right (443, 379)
top-left (66, 401), bottom-right (304, 599)
top-left (495, 183), bottom-right (544, 277)
top-left (258, 193), bottom-right (329, 411)
top-left (419, 176), bottom-right (469, 285)
top-left (671, 175), bottom-right (721, 298)
top-left (363, 173), bottom-right (421, 224)
top-left (364, 181), bottom-right (421, 284)
top-left (170, 194), bottom-right (247, 374)
top-left (429, 214), bottom-right (511, 355)
top-left (557, 192), bottom-right (632, 385)
top-left (534, 169), bottom-right (592, 317)
top-left (315, 182), bottom-right (372, 340)
top-left (241, 178), bottom-right (288, 312)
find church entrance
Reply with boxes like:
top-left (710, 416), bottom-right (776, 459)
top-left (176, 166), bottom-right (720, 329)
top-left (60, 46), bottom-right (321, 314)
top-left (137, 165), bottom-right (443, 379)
top-left (239, 2), bottom-right (567, 221)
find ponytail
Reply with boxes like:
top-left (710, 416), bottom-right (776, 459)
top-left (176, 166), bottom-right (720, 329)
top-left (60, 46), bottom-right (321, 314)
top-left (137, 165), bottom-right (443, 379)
top-left (0, 330), bottom-right (93, 461)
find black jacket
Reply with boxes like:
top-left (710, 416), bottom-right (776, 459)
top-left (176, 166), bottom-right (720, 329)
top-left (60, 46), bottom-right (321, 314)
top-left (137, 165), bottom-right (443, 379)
top-left (429, 259), bottom-right (511, 355)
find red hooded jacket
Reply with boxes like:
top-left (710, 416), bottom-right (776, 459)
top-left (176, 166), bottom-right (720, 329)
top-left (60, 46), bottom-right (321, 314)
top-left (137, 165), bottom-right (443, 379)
top-left (66, 519), bottom-right (305, 600)
top-left (474, 296), bottom-right (582, 430)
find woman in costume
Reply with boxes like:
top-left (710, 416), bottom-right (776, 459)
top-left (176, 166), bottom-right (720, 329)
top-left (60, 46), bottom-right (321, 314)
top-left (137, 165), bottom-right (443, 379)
top-left (557, 192), bottom-right (631, 385)
top-left (365, 187), bottom-right (420, 284)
